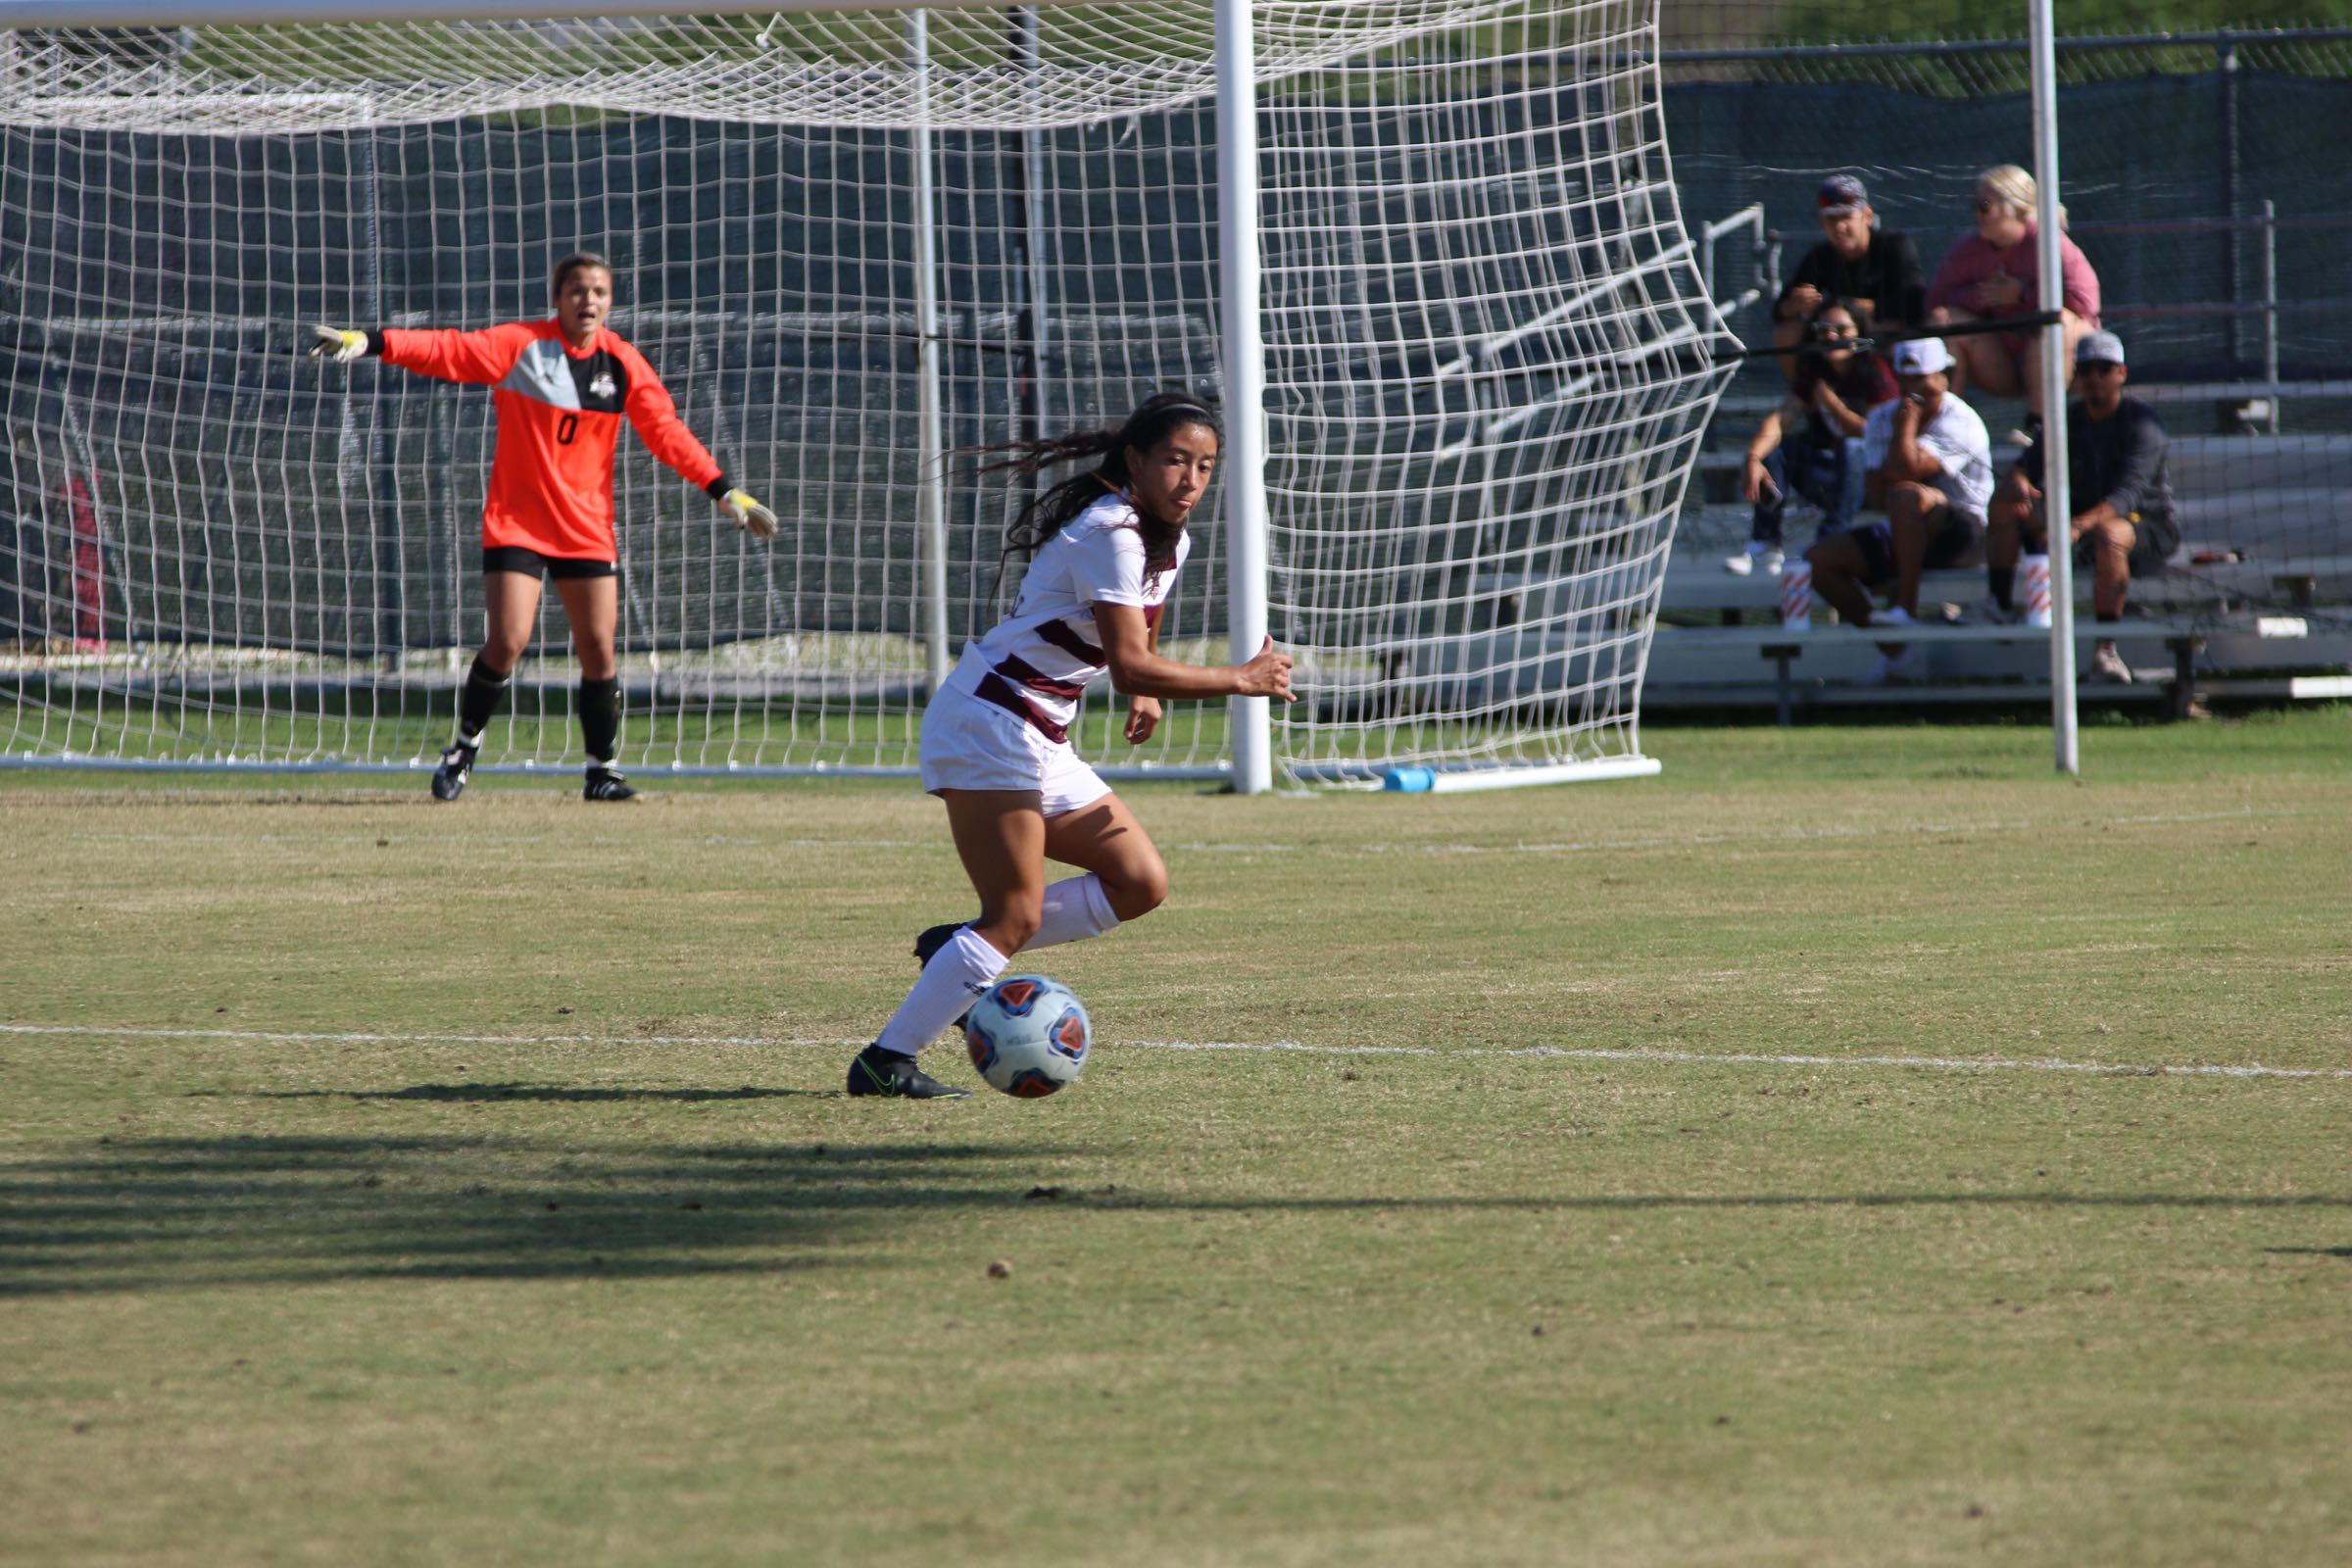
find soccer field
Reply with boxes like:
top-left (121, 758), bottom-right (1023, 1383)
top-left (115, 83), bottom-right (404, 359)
top-left (4, 713), bottom-right (2348, 1567)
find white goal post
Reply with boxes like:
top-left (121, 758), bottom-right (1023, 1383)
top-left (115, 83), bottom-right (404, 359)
top-left (0, 0), bottom-right (1733, 790)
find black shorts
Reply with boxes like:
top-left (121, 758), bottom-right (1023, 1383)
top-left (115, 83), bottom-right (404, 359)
top-left (1851, 510), bottom-right (1983, 584)
top-left (482, 546), bottom-right (616, 581)
top-left (2077, 512), bottom-right (2180, 575)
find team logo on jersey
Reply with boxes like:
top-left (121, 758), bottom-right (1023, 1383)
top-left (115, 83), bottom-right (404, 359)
top-left (587, 370), bottom-right (617, 401)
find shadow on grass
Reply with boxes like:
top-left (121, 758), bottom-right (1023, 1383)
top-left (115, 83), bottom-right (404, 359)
top-left (227, 1083), bottom-right (828, 1103)
top-left (9, 1128), bottom-right (2349, 1297)
top-left (0, 1133), bottom-right (1079, 1297)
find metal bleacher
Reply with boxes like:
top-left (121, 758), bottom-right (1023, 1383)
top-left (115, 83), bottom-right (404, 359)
top-left (1642, 232), bottom-right (2352, 717)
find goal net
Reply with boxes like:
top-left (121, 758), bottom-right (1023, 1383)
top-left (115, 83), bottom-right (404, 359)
top-left (0, 3), bottom-right (1731, 786)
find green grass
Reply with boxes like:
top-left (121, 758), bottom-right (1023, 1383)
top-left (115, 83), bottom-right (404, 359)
top-left (4, 712), bottom-right (2350, 1566)
top-left (0, 689), bottom-right (1620, 774)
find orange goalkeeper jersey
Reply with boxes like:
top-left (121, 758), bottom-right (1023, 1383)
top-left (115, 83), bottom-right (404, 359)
top-left (376, 319), bottom-right (725, 561)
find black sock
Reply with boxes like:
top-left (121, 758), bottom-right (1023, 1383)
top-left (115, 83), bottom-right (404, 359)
top-left (1987, 566), bottom-right (2014, 610)
top-left (457, 654), bottom-right (510, 746)
top-left (578, 676), bottom-right (621, 766)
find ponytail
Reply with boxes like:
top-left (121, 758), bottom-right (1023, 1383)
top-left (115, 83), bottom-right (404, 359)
top-left (967, 391), bottom-right (1224, 576)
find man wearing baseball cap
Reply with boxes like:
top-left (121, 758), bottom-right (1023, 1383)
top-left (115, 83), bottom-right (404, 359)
top-left (1805, 335), bottom-right (1994, 684)
top-left (1769, 173), bottom-right (1928, 383)
top-left (1980, 329), bottom-right (2176, 682)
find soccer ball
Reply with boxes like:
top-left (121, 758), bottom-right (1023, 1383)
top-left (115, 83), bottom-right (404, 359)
top-left (964, 975), bottom-right (1091, 1099)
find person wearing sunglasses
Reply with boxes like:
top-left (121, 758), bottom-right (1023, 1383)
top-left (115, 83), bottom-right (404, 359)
top-left (1729, 298), bottom-right (1898, 577)
top-left (1979, 331), bottom-right (2175, 683)
top-left (1924, 164), bottom-right (2101, 417)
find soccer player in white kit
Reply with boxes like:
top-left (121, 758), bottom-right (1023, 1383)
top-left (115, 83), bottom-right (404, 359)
top-left (848, 394), bottom-right (1296, 1099)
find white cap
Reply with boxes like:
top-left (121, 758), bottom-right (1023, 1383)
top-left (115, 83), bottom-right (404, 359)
top-left (1892, 337), bottom-right (1955, 375)
top-left (2076, 329), bottom-right (2127, 366)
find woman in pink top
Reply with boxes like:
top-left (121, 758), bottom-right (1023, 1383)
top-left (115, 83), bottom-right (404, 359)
top-left (1926, 164), bottom-right (2101, 416)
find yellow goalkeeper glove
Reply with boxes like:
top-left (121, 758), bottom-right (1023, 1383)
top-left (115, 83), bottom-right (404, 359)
top-left (721, 488), bottom-right (778, 540)
top-left (309, 325), bottom-right (369, 363)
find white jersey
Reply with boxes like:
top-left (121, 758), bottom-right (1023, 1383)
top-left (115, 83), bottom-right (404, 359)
top-left (1861, 393), bottom-right (1994, 517)
top-left (945, 491), bottom-right (1191, 742)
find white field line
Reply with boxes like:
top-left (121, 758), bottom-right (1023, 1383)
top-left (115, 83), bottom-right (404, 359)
top-left (30, 806), bottom-right (2335, 858)
top-left (4, 1022), bottom-right (2345, 1082)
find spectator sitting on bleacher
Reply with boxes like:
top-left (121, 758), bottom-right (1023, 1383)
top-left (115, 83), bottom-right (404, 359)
top-left (1979, 329), bottom-right (2177, 685)
top-left (1805, 336), bottom-right (1994, 685)
top-left (1769, 174), bottom-right (1926, 384)
top-left (1727, 299), bottom-right (1897, 576)
top-left (1925, 164), bottom-right (2099, 419)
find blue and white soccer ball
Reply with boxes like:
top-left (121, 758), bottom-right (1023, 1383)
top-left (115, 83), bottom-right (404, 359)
top-left (964, 974), bottom-right (1091, 1099)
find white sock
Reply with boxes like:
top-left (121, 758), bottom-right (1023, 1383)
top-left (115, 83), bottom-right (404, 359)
top-left (874, 926), bottom-right (1006, 1057)
top-left (1026, 873), bottom-right (1120, 951)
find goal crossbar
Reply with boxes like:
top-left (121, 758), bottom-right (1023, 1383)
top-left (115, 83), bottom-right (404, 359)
top-left (1, 1), bottom-right (1731, 791)
top-left (0, 1), bottom-right (1115, 26)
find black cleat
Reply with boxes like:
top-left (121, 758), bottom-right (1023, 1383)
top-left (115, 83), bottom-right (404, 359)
top-left (431, 742), bottom-right (476, 802)
top-left (913, 921), bottom-right (977, 1028)
top-left (913, 921), bottom-right (967, 966)
top-left (846, 1043), bottom-right (971, 1100)
top-left (583, 764), bottom-right (637, 802)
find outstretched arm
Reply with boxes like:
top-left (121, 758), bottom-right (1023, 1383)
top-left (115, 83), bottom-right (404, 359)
top-left (309, 325), bottom-right (371, 363)
top-left (621, 364), bottom-right (720, 486)
top-left (1095, 602), bottom-right (1294, 704)
top-left (308, 321), bottom-right (539, 385)
top-left (614, 340), bottom-right (776, 538)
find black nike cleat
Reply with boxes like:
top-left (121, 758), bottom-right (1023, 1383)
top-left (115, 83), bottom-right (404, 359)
top-left (913, 921), bottom-right (977, 1027)
top-left (583, 764), bottom-right (637, 802)
top-left (430, 742), bottom-right (476, 802)
top-left (846, 1043), bottom-right (971, 1100)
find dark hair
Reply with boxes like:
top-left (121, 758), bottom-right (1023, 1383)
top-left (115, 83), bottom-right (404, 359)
top-left (1806, 296), bottom-right (1862, 337)
top-left (551, 251), bottom-right (612, 298)
top-left (1798, 297), bottom-right (1870, 358)
top-left (968, 391), bottom-right (1224, 577)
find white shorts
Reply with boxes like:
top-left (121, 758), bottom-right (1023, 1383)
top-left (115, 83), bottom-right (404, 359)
top-left (918, 684), bottom-right (1111, 819)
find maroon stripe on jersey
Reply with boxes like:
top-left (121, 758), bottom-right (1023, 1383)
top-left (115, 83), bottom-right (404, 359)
top-left (1034, 616), bottom-right (1105, 665)
top-left (976, 672), bottom-right (1070, 746)
top-left (994, 654), bottom-right (1088, 702)
top-left (1143, 603), bottom-right (1165, 632)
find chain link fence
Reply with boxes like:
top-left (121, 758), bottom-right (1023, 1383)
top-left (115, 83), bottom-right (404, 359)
top-left (1650, 16), bottom-right (2352, 594)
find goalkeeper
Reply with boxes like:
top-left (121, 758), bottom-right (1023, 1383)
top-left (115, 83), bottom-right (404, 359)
top-left (309, 251), bottom-right (777, 802)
